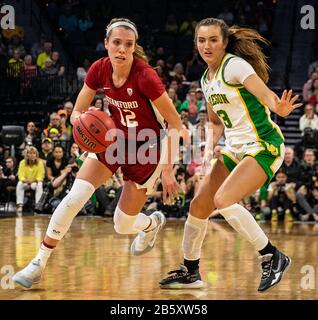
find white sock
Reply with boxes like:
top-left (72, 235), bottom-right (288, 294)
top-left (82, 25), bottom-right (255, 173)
top-left (33, 243), bottom-right (54, 268)
top-left (218, 203), bottom-right (268, 251)
top-left (183, 214), bottom-right (208, 261)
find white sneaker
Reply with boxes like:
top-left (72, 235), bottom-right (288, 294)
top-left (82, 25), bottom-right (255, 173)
top-left (130, 211), bottom-right (166, 256)
top-left (12, 259), bottom-right (44, 288)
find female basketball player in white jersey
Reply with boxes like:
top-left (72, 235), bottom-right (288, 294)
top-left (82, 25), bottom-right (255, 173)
top-left (160, 18), bottom-right (302, 292)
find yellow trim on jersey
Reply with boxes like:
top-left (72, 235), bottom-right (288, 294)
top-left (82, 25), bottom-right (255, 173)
top-left (215, 53), bottom-right (228, 79)
top-left (270, 144), bottom-right (284, 174)
top-left (235, 88), bottom-right (263, 147)
top-left (221, 151), bottom-right (239, 164)
top-left (264, 105), bottom-right (285, 141)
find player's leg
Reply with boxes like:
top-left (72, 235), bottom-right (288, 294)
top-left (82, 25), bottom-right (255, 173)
top-left (112, 180), bottom-right (166, 255)
top-left (214, 155), bottom-right (291, 292)
top-left (13, 157), bottom-right (113, 288)
top-left (160, 159), bottom-right (230, 289)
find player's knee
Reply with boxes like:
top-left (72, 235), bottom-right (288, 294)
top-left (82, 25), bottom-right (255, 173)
top-left (213, 191), bottom-right (228, 210)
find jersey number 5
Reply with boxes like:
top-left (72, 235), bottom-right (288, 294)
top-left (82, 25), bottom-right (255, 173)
top-left (118, 108), bottom-right (138, 127)
top-left (217, 110), bottom-right (233, 128)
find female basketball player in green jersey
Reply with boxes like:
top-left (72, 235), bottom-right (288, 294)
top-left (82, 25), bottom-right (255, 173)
top-left (160, 18), bottom-right (302, 292)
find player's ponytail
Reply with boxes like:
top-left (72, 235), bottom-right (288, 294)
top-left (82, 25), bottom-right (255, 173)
top-left (227, 26), bottom-right (270, 83)
top-left (106, 17), bottom-right (148, 63)
top-left (134, 44), bottom-right (148, 63)
top-left (195, 18), bottom-right (270, 83)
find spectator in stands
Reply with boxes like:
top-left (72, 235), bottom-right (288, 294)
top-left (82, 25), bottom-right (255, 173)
top-left (57, 109), bottom-right (70, 141)
top-left (295, 127), bottom-right (318, 160)
top-left (37, 41), bottom-right (53, 69)
top-left (180, 109), bottom-right (194, 138)
top-left (0, 156), bottom-right (18, 199)
top-left (63, 100), bottom-right (74, 118)
top-left (170, 62), bottom-right (187, 84)
top-left (21, 55), bottom-right (38, 95)
top-left (169, 79), bottom-right (184, 100)
top-left (43, 112), bottom-right (62, 139)
top-left (180, 89), bottom-right (202, 124)
top-left (16, 146), bottom-right (45, 215)
top-left (31, 33), bottom-right (47, 61)
top-left (167, 87), bottom-right (182, 114)
top-left (297, 148), bottom-right (317, 192)
top-left (7, 35), bottom-right (26, 58)
top-left (21, 121), bottom-right (41, 150)
top-left (296, 150), bottom-right (318, 222)
top-left (77, 58), bottom-right (91, 83)
top-left (155, 65), bottom-right (169, 86)
top-left (302, 71), bottom-right (318, 102)
top-left (39, 138), bottom-right (53, 163)
top-left (308, 60), bottom-right (318, 78)
top-left (62, 100), bottom-right (74, 137)
top-left (299, 104), bottom-right (318, 134)
top-left (69, 143), bottom-right (80, 162)
top-left (195, 88), bottom-right (206, 110)
top-left (7, 48), bottom-right (24, 78)
top-left (267, 169), bottom-right (295, 222)
top-left (92, 96), bottom-right (104, 111)
top-left (308, 78), bottom-right (318, 107)
top-left (281, 147), bottom-right (300, 183)
top-left (40, 57), bottom-right (58, 77)
top-left (51, 51), bottom-right (65, 77)
top-left (165, 14), bottom-right (178, 34)
top-left (194, 109), bottom-right (208, 143)
top-left (46, 145), bottom-right (68, 182)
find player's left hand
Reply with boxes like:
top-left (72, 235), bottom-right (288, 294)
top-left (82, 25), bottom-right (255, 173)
top-left (161, 166), bottom-right (181, 205)
top-left (275, 89), bottom-right (302, 117)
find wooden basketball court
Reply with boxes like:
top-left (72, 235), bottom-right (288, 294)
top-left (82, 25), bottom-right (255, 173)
top-left (0, 216), bottom-right (317, 300)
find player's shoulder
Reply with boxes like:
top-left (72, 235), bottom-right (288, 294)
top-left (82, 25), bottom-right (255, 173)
top-left (89, 57), bottom-right (111, 70)
top-left (225, 53), bottom-right (249, 66)
top-left (133, 57), bottom-right (153, 74)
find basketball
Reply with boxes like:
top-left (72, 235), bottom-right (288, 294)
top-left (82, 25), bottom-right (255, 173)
top-left (72, 110), bottom-right (116, 153)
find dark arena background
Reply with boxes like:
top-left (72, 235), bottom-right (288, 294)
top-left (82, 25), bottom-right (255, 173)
top-left (0, 0), bottom-right (318, 311)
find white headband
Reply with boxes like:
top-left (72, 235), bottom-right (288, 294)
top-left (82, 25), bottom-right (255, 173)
top-left (106, 21), bottom-right (138, 39)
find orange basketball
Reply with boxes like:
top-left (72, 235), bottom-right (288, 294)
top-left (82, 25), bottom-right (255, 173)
top-left (72, 110), bottom-right (116, 153)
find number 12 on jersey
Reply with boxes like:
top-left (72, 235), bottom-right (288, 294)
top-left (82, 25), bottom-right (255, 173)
top-left (118, 108), bottom-right (138, 127)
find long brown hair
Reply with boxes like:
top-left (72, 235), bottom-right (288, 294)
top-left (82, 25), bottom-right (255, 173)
top-left (105, 18), bottom-right (148, 63)
top-left (195, 18), bottom-right (270, 83)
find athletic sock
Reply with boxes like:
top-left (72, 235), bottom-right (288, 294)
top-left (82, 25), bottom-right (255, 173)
top-left (184, 258), bottom-right (199, 272)
top-left (33, 241), bottom-right (55, 268)
top-left (258, 241), bottom-right (277, 256)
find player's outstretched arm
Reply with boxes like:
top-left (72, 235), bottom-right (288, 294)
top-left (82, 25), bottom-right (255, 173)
top-left (243, 74), bottom-right (302, 117)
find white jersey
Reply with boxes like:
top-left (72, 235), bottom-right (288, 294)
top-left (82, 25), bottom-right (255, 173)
top-left (201, 53), bottom-right (284, 147)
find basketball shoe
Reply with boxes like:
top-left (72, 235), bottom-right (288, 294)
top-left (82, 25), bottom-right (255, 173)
top-left (130, 211), bottom-right (166, 255)
top-left (12, 259), bottom-right (43, 289)
top-left (258, 249), bottom-right (291, 292)
top-left (159, 264), bottom-right (204, 289)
